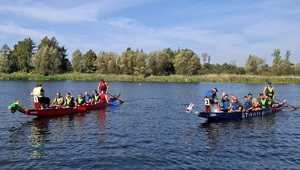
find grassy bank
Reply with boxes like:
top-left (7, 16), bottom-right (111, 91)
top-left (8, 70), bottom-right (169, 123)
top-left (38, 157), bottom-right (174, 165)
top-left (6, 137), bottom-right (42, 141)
top-left (1, 72), bottom-right (300, 84)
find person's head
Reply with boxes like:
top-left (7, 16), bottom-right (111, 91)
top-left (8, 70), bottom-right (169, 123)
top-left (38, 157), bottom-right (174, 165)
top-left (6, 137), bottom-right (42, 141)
top-left (267, 82), bottom-right (272, 87)
top-left (66, 92), bottom-right (71, 98)
top-left (100, 90), bottom-right (105, 94)
top-left (267, 97), bottom-right (273, 101)
top-left (36, 83), bottom-right (42, 87)
top-left (233, 97), bottom-right (238, 102)
top-left (248, 93), bottom-right (253, 99)
top-left (244, 96), bottom-right (249, 102)
top-left (56, 92), bottom-right (61, 97)
top-left (259, 93), bottom-right (264, 99)
top-left (93, 89), bottom-right (98, 94)
top-left (78, 93), bottom-right (83, 98)
top-left (213, 88), bottom-right (218, 93)
top-left (100, 78), bottom-right (104, 82)
top-left (224, 94), bottom-right (229, 100)
top-left (85, 91), bottom-right (89, 95)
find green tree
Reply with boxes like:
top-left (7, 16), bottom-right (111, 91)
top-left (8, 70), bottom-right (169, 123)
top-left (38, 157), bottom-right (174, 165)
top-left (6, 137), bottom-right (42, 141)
top-left (37, 36), bottom-right (70, 73)
top-left (82, 50), bottom-right (97, 73)
top-left (134, 51), bottom-right (147, 75)
top-left (0, 44), bottom-right (12, 73)
top-left (71, 49), bottom-right (83, 72)
top-left (173, 49), bottom-right (201, 75)
top-left (10, 38), bottom-right (35, 72)
top-left (146, 50), bottom-right (173, 76)
top-left (96, 52), bottom-right (118, 74)
top-left (294, 62), bottom-right (300, 76)
top-left (245, 55), bottom-right (266, 75)
top-left (33, 46), bottom-right (61, 75)
top-left (117, 48), bottom-right (135, 75)
top-left (271, 49), bottom-right (292, 76)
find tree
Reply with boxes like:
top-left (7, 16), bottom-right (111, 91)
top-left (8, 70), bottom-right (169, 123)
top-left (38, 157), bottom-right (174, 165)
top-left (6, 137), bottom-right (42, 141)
top-left (173, 49), bottom-right (201, 75)
top-left (146, 50), bottom-right (173, 76)
top-left (0, 44), bottom-right (12, 73)
top-left (82, 50), bottom-right (97, 73)
top-left (117, 48), bottom-right (135, 75)
top-left (133, 51), bottom-right (147, 75)
top-left (271, 49), bottom-right (292, 76)
top-left (33, 46), bottom-right (61, 75)
top-left (10, 38), bottom-right (35, 72)
top-left (96, 52), bottom-right (118, 74)
top-left (71, 49), bottom-right (83, 72)
top-left (37, 36), bottom-right (70, 73)
top-left (245, 55), bottom-right (266, 75)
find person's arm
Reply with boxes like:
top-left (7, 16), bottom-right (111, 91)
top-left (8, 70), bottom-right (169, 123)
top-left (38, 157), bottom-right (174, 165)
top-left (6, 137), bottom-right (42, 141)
top-left (263, 87), bottom-right (267, 98)
top-left (58, 97), bottom-right (64, 105)
top-left (50, 98), bottom-right (56, 107)
top-left (97, 83), bottom-right (101, 92)
top-left (105, 95), bottom-right (109, 103)
top-left (273, 89), bottom-right (276, 99)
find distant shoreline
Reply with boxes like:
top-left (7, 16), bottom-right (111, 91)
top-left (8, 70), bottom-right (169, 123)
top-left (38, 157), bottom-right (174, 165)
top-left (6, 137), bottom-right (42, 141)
top-left (1, 73), bottom-right (300, 84)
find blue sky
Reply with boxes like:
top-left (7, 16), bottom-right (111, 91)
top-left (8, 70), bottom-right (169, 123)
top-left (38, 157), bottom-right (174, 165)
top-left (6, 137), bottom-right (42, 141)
top-left (0, 0), bottom-right (299, 66)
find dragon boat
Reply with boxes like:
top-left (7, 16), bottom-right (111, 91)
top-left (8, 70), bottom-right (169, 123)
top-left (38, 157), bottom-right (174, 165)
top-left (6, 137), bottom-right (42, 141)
top-left (8, 93), bottom-right (122, 117)
top-left (186, 98), bottom-right (285, 120)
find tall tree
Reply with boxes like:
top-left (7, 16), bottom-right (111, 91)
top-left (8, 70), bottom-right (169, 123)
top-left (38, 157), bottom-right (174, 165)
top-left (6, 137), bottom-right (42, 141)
top-left (117, 48), bottom-right (135, 75)
top-left (133, 51), bottom-right (147, 75)
top-left (173, 49), bottom-right (201, 75)
top-left (146, 50), bottom-right (173, 76)
top-left (71, 49), bottom-right (83, 72)
top-left (33, 46), bottom-right (61, 75)
top-left (96, 52), bottom-right (118, 74)
top-left (10, 38), bottom-right (35, 72)
top-left (245, 55), bottom-right (266, 74)
top-left (82, 50), bottom-right (97, 73)
top-left (0, 44), bottom-right (12, 73)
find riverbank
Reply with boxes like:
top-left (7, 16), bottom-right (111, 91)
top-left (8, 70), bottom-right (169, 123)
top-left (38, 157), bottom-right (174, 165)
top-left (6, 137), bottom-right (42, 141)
top-left (1, 73), bottom-right (300, 84)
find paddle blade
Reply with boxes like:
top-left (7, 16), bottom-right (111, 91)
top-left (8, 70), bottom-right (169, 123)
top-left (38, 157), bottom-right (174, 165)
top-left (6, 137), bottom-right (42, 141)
top-left (109, 101), bottom-right (117, 106)
top-left (291, 105), bottom-right (299, 110)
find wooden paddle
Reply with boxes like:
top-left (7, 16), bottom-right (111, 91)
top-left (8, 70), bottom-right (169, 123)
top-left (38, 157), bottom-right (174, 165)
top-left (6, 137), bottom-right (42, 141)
top-left (107, 92), bottom-right (124, 103)
top-left (274, 98), bottom-right (298, 110)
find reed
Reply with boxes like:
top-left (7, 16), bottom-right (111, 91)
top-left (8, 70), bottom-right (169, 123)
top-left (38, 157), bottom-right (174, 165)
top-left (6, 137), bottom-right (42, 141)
top-left (1, 73), bottom-right (300, 84)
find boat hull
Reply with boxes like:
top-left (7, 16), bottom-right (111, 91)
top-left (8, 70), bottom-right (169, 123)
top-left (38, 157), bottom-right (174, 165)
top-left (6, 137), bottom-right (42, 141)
top-left (198, 106), bottom-right (282, 120)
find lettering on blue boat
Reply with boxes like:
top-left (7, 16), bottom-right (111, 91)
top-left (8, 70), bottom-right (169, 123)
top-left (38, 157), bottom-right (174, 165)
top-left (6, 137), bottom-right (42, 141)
top-left (210, 113), bottom-right (216, 117)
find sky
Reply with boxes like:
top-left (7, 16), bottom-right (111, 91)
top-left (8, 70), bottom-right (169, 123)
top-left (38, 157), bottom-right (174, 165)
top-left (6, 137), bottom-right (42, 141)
top-left (0, 0), bottom-right (299, 66)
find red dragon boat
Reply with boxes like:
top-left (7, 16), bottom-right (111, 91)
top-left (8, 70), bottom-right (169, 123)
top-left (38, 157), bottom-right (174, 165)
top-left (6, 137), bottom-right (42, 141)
top-left (8, 93), bottom-right (122, 117)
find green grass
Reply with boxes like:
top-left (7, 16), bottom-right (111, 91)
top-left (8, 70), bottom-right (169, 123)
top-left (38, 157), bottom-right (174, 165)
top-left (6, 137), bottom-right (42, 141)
top-left (1, 73), bottom-right (300, 84)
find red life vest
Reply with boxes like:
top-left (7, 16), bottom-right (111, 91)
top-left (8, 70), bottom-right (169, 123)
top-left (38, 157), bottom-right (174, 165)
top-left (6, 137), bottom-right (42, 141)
top-left (100, 93), bottom-right (107, 103)
top-left (100, 82), bottom-right (107, 91)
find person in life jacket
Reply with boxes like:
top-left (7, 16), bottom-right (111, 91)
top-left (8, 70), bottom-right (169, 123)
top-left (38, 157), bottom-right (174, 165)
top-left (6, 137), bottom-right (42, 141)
top-left (98, 79), bottom-right (109, 94)
top-left (243, 96), bottom-right (253, 112)
top-left (91, 90), bottom-right (100, 104)
top-left (75, 93), bottom-right (86, 107)
top-left (266, 97), bottom-right (275, 108)
top-left (63, 92), bottom-right (75, 108)
top-left (230, 97), bottom-right (243, 112)
top-left (221, 94), bottom-right (230, 112)
top-left (258, 95), bottom-right (268, 109)
top-left (50, 92), bottom-right (65, 109)
top-left (31, 83), bottom-right (50, 109)
top-left (263, 82), bottom-right (276, 99)
top-left (99, 90), bottom-right (109, 103)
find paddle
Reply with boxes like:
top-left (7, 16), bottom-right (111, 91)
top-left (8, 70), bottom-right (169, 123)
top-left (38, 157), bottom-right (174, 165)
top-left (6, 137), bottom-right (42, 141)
top-left (107, 92), bottom-right (124, 103)
top-left (274, 98), bottom-right (298, 110)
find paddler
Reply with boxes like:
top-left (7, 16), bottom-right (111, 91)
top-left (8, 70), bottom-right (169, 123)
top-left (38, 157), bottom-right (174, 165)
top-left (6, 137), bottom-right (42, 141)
top-left (50, 92), bottom-right (65, 109)
top-left (263, 82), bottom-right (276, 100)
top-left (204, 88), bottom-right (220, 109)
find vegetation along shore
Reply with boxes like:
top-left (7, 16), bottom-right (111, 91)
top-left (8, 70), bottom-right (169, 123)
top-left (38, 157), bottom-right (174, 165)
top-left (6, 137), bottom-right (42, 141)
top-left (1, 73), bottom-right (300, 84)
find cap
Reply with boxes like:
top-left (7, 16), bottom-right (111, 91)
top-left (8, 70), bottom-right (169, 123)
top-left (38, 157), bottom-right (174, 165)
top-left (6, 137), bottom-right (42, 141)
top-left (213, 88), bottom-right (218, 92)
top-left (267, 82), bottom-right (271, 85)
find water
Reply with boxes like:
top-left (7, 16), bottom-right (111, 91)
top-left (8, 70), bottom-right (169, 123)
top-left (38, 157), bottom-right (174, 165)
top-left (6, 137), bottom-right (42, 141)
top-left (1, 81), bottom-right (300, 169)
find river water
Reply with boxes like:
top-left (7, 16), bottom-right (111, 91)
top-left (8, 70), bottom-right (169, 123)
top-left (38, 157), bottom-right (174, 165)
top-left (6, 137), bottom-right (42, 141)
top-left (0, 81), bottom-right (300, 169)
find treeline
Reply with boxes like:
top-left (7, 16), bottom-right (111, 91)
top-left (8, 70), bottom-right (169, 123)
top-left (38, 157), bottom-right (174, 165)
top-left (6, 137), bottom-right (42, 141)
top-left (1, 36), bottom-right (300, 76)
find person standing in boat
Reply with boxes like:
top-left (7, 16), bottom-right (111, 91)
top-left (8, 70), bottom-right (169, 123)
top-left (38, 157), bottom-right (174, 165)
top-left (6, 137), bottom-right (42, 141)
top-left (263, 82), bottom-right (276, 99)
top-left (63, 92), bottom-right (75, 108)
top-left (98, 79), bottom-right (109, 94)
top-left (50, 92), bottom-right (65, 109)
top-left (31, 83), bottom-right (50, 109)
top-left (75, 93), bottom-right (86, 107)
top-left (205, 88), bottom-right (220, 109)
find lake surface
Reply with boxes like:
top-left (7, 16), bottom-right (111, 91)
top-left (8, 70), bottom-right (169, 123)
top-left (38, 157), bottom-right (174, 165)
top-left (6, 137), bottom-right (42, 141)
top-left (0, 81), bottom-right (300, 169)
